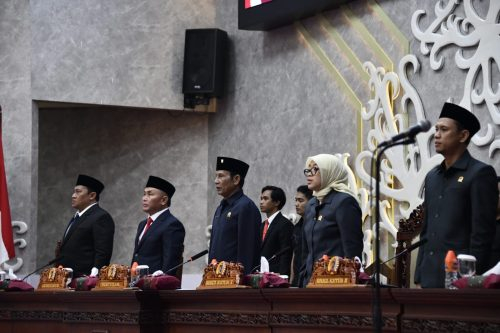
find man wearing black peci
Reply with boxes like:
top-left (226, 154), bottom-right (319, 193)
top-left (57, 175), bottom-right (115, 277)
top-left (291, 185), bottom-right (312, 286)
top-left (415, 102), bottom-right (498, 288)
top-left (132, 176), bottom-right (185, 274)
top-left (259, 185), bottom-right (293, 276)
top-left (209, 157), bottom-right (261, 275)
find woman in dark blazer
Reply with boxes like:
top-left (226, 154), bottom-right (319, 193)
top-left (299, 154), bottom-right (363, 287)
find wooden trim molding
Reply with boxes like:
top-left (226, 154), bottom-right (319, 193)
top-left (402, 319), bottom-right (500, 333)
top-left (167, 312), bottom-right (269, 326)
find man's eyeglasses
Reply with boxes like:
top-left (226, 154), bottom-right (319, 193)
top-left (303, 166), bottom-right (319, 177)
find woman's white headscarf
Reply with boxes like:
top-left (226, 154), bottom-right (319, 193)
top-left (305, 154), bottom-right (359, 203)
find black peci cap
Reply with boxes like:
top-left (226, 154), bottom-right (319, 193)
top-left (439, 102), bottom-right (480, 136)
top-left (76, 174), bottom-right (104, 194)
top-left (145, 176), bottom-right (176, 198)
top-left (216, 156), bottom-right (249, 178)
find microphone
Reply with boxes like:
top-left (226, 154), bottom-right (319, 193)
top-left (251, 246), bottom-right (291, 273)
top-left (165, 249), bottom-right (208, 274)
top-left (380, 238), bottom-right (428, 266)
top-left (378, 120), bottom-right (432, 147)
top-left (22, 256), bottom-right (62, 281)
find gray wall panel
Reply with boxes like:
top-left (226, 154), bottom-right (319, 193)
top-left (0, 0), bottom-right (497, 278)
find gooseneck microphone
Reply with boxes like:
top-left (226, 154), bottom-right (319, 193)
top-left (378, 120), bottom-right (432, 147)
top-left (165, 249), bottom-right (208, 274)
top-left (251, 246), bottom-right (291, 273)
top-left (22, 256), bottom-right (63, 281)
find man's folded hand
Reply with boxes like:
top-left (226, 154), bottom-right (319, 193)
top-left (152, 270), bottom-right (164, 277)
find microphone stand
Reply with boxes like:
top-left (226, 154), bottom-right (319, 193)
top-left (165, 250), bottom-right (208, 275)
top-left (373, 137), bottom-right (415, 333)
top-left (22, 257), bottom-right (61, 282)
top-left (250, 247), bottom-right (291, 273)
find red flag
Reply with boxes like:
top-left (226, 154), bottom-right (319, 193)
top-left (0, 127), bottom-right (15, 265)
top-left (245, 0), bottom-right (272, 9)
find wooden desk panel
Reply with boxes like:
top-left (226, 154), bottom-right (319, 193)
top-left (158, 289), bottom-right (271, 333)
top-left (1, 288), bottom-right (500, 333)
top-left (0, 290), bottom-right (151, 333)
top-left (263, 288), bottom-right (399, 333)
top-left (391, 289), bottom-right (500, 333)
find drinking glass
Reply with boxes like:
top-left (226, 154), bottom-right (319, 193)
top-left (457, 254), bottom-right (476, 278)
top-left (64, 268), bottom-right (73, 288)
top-left (130, 265), bottom-right (149, 287)
top-left (136, 265), bottom-right (149, 279)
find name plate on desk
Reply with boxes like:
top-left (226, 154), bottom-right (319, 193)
top-left (308, 275), bottom-right (355, 288)
top-left (306, 255), bottom-right (360, 288)
top-left (94, 264), bottom-right (129, 291)
top-left (203, 277), bottom-right (237, 287)
top-left (97, 280), bottom-right (128, 288)
top-left (197, 261), bottom-right (249, 289)
top-left (37, 267), bottom-right (70, 291)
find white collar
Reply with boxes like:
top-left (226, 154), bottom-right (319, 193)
top-left (76, 202), bottom-right (97, 217)
top-left (265, 210), bottom-right (280, 225)
top-left (149, 207), bottom-right (170, 221)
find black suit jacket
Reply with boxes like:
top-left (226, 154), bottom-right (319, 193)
top-left (415, 150), bottom-right (498, 287)
top-left (58, 204), bottom-right (115, 277)
top-left (260, 212), bottom-right (293, 276)
top-left (300, 190), bottom-right (363, 287)
top-left (209, 190), bottom-right (261, 275)
top-left (291, 217), bottom-right (305, 286)
top-left (132, 209), bottom-right (185, 273)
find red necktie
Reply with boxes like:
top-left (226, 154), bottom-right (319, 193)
top-left (262, 219), bottom-right (269, 241)
top-left (141, 217), bottom-right (153, 240)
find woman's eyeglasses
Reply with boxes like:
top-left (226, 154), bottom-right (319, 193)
top-left (303, 166), bottom-right (319, 177)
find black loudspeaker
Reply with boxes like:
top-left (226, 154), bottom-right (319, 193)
top-left (182, 29), bottom-right (228, 98)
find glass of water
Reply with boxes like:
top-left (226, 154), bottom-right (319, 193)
top-left (130, 265), bottom-right (149, 287)
top-left (64, 268), bottom-right (73, 288)
top-left (457, 254), bottom-right (476, 278)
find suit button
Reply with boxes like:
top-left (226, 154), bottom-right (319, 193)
top-left (438, 195), bottom-right (443, 199)
top-left (429, 251), bottom-right (434, 256)
top-left (434, 214), bottom-right (439, 218)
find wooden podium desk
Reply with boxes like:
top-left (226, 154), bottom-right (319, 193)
top-left (392, 288), bottom-right (500, 333)
top-left (0, 288), bottom-right (499, 333)
top-left (160, 287), bottom-right (399, 333)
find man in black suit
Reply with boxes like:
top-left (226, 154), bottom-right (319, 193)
top-left (259, 186), bottom-right (293, 276)
top-left (132, 176), bottom-right (185, 275)
top-left (291, 185), bottom-right (312, 286)
top-left (209, 157), bottom-right (261, 275)
top-left (57, 175), bottom-right (115, 277)
top-left (415, 103), bottom-right (498, 288)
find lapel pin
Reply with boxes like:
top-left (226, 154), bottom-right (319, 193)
top-left (458, 176), bottom-right (464, 183)
top-left (318, 215), bottom-right (323, 221)
top-left (226, 212), bottom-right (232, 219)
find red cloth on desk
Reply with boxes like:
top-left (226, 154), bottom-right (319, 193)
top-left (452, 274), bottom-right (500, 289)
top-left (68, 276), bottom-right (98, 291)
top-left (4, 280), bottom-right (34, 292)
top-left (136, 274), bottom-right (181, 290)
top-left (244, 272), bottom-right (290, 288)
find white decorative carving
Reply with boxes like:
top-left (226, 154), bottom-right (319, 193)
top-left (1, 220), bottom-right (28, 272)
top-left (205, 224), bottom-right (212, 265)
top-left (411, 0), bottom-right (500, 157)
top-left (354, 56), bottom-right (443, 264)
top-left (356, 56), bottom-right (442, 218)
